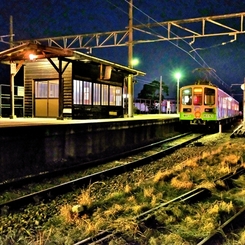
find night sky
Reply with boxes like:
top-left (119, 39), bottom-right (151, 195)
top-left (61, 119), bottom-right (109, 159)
top-left (1, 0), bottom-right (245, 101)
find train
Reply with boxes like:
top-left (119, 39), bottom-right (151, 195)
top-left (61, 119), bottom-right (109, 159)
top-left (179, 80), bottom-right (240, 130)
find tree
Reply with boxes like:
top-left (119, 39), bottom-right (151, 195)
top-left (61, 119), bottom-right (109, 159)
top-left (137, 80), bottom-right (169, 100)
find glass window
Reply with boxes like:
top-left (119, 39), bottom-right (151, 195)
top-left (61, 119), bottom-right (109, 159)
top-left (223, 98), bottom-right (227, 108)
top-left (83, 81), bottom-right (92, 105)
top-left (73, 80), bottom-right (92, 105)
top-left (228, 99), bottom-right (231, 109)
top-left (109, 86), bottom-right (122, 106)
top-left (102, 84), bottom-right (108, 105)
top-left (93, 83), bottom-right (100, 105)
top-left (115, 87), bottom-right (122, 106)
top-left (110, 86), bottom-right (116, 105)
top-left (193, 88), bottom-right (202, 105)
top-left (35, 81), bottom-right (48, 98)
top-left (49, 81), bottom-right (59, 98)
top-left (204, 88), bottom-right (215, 105)
top-left (181, 88), bottom-right (192, 105)
top-left (73, 79), bottom-right (83, 104)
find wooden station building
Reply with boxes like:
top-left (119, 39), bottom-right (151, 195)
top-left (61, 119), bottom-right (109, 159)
top-left (0, 42), bottom-right (145, 119)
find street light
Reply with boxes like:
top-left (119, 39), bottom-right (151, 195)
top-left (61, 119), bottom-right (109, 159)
top-left (175, 72), bottom-right (181, 114)
top-left (132, 58), bottom-right (139, 67)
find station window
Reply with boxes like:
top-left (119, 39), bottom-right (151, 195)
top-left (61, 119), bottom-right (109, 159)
top-left (204, 88), bottom-right (215, 105)
top-left (102, 84), bottom-right (109, 105)
top-left (83, 81), bottom-right (92, 105)
top-left (49, 81), bottom-right (59, 98)
top-left (93, 83), bottom-right (100, 105)
top-left (110, 86), bottom-right (122, 106)
top-left (73, 79), bottom-right (82, 104)
top-left (193, 88), bottom-right (202, 105)
top-left (35, 81), bottom-right (48, 98)
top-left (115, 87), bottom-right (122, 106)
top-left (181, 88), bottom-right (192, 105)
top-left (73, 80), bottom-right (92, 105)
top-left (73, 81), bottom-right (121, 106)
top-left (110, 86), bottom-right (116, 105)
top-left (35, 80), bottom-right (59, 98)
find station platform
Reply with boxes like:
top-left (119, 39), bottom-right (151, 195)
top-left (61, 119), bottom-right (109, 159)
top-left (0, 114), bottom-right (180, 183)
top-left (0, 114), bottom-right (179, 128)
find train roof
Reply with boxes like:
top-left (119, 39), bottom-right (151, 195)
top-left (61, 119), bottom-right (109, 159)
top-left (194, 80), bottom-right (217, 87)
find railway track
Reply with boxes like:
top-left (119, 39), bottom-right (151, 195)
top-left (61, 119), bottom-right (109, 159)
top-left (1, 131), bottom-right (244, 243)
top-left (0, 132), bottom-right (203, 213)
top-left (0, 132), bottom-right (192, 192)
top-left (74, 166), bottom-right (245, 245)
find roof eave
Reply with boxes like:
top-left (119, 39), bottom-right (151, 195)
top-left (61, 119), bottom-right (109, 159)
top-left (72, 51), bottom-right (145, 76)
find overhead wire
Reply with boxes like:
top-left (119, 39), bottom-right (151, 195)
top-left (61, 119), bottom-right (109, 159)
top-left (107, 0), bottom-right (231, 91)
top-left (127, 0), bottom-right (231, 91)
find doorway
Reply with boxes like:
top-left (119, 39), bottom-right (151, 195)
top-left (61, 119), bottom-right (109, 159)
top-left (35, 80), bottom-right (59, 117)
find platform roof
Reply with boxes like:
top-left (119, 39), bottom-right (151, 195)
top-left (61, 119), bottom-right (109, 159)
top-left (0, 42), bottom-right (145, 76)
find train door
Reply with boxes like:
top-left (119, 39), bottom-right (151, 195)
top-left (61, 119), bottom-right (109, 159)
top-left (35, 80), bottom-right (59, 117)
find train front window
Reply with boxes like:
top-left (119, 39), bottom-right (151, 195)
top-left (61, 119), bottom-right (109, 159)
top-left (193, 88), bottom-right (202, 105)
top-left (181, 88), bottom-right (192, 105)
top-left (204, 88), bottom-right (215, 105)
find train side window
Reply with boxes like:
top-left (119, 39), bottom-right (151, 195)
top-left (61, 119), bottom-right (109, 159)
top-left (193, 88), bottom-right (202, 105)
top-left (181, 88), bottom-right (192, 105)
top-left (204, 88), bottom-right (215, 105)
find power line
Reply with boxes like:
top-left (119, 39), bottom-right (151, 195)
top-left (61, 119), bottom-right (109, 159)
top-left (110, 0), bottom-right (231, 91)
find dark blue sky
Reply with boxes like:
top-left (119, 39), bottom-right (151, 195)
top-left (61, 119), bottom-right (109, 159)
top-left (1, 0), bottom-right (245, 101)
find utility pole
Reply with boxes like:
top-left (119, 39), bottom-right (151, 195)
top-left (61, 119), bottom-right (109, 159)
top-left (127, 0), bottom-right (133, 117)
top-left (9, 15), bottom-right (16, 119)
top-left (159, 76), bottom-right (162, 114)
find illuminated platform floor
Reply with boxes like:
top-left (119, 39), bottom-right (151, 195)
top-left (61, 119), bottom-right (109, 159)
top-left (0, 114), bottom-right (180, 128)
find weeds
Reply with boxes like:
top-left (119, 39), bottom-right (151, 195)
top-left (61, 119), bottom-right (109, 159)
top-left (1, 136), bottom-right (245, 243)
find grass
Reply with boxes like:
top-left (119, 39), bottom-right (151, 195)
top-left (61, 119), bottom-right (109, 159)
top-left (1, 135), bottom-right (245, 244)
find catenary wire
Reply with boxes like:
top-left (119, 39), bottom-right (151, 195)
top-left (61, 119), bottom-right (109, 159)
top-left (106, 0), bottom-right (231, 91)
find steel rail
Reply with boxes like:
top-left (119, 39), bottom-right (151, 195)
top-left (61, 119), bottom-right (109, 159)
top-left (0, 134), bottom-right (203, 213)
top-left (74, 165), bottom-right (245, 245)
top-left (0, 132), bottom-right (191, 191)
top-left (197, 207), bottom-right (245, 245)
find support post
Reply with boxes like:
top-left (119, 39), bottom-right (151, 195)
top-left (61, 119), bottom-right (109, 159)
top-left (58, 58), bottom-right (64, 120)
top-left (10, 66), bottom-right (16, 119)
top-left (128, 0), bottom-right (133, 117)
top-left (219, 122), bottom-right (222, 133)
top-left (159, 76), bottom-right (162, 114)
top-left (9, 15), bottom-right (16, 119)
top-left (177, 77), bottom-right (180, 114)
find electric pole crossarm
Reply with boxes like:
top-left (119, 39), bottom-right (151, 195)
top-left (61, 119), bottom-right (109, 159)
top-left (1, 12), bottom-right (245, 50)
top-left (15, 31), bottom-right (129, 49)
top-left (205, 18), bottom-right (238, 32)
top-left (0, 34), bottom-right (15, 44)
top-left (170, 22), bottom-right (201, 36)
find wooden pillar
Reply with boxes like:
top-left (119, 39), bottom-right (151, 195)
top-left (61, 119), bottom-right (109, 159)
top-left (58, 58), bottom-right (64, 120)
top-left (10, 63), bottom-right (16, 119)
